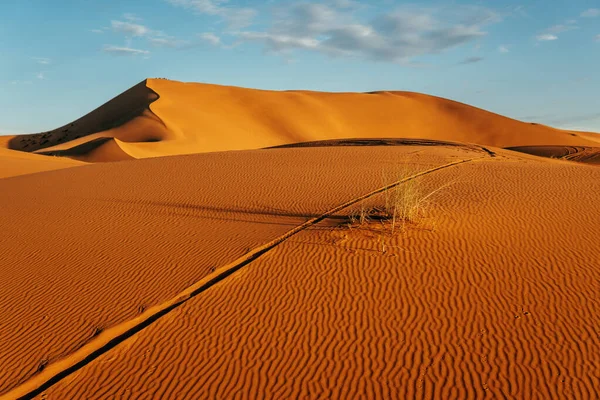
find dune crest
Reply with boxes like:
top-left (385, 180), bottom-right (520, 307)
top-left (3, 79), bottom-right (599, 163)
top-left (4, 80), bottom-right (171, 162)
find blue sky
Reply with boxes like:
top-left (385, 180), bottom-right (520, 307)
top-left (1, 0), bottom-right (599, 134)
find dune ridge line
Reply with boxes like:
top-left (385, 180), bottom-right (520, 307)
top-left (1, 155), bottom-right (487, 400)
top-left (4, 78), bottom-right (599, 164)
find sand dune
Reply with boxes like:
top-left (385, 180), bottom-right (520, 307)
top-left (36, 137), bottom-right (135, 162)
top-left (4, 79), bottom-right (598, 163)
top-left (0, 147), bottom-right (83, 178)
top-left (5, 81), bottom-right (170, 153)
top-left (0, 142), bottom-right (486, 396)
top-left (11, 147), bottom-right (597, 399)
top-left (508, 145), bottom-right (600, 164)
top-left (1, 77), bottom-right (599, 399)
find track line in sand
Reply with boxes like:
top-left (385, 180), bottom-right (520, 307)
top-left (2, 155), bottom-right (487, 400)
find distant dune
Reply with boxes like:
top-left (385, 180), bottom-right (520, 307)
top-left (2, 79), bottom-right (598, 164)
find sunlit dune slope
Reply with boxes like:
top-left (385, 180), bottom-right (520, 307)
top-left (0, 147), bottom-right (83, 178)
top-left (5, 79), bottom-right (598, 162)
top-left (19, 146), bottom-right (600, 400)
top-left (575, 130), bottom-right (600, 144)
top-left (0, 142), bottom-right (479, 395)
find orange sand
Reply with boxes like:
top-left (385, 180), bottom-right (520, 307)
top-left (0, 144), bottom-right (478, 395)
top-left (507, 145), bottom-right (600, 164)
top-left (1, 79), bottom-right (599, 399)
top-left (1, 146), bottom-right (595, 399)
top-left (0, 147), bottom-right (83, 178)
top-left (4, 79), bottom-right (599, 163)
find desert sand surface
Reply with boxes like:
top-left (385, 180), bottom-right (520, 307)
top-left (0, 147), bottom-right (83, 178)
top-left (0, 144), bottom-right (483, 396)
top-left (0, 141), bottom-right (598, 399)
top-left (507, 145), bottom-right (600, 164)
top-left (3, 79), bottom-right (599, 163)
top-left (1, 79), bottom-right (600, 399)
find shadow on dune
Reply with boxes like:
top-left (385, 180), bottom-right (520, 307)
top-left (507, 145), bottom-right (600, 165)
top-left (267, 138), bottom-right (496, 156)
top-left (7, 80), bottom-right (165, 153)
top-left (98, 198), bottom-right (351, 225)
top-left (36, 137), bottom-right (133, 162)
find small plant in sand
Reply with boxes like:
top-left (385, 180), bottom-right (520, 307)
top-left (348, 201), bottom-right (372, 226)
top-left (348, 165), bottom-right (450, 234)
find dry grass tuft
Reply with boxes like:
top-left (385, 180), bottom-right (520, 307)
top-left (347, 164), bottom-right (451, 234)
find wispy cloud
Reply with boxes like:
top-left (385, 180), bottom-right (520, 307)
top-left (103, 46), bottom-right (150, 56)
top-left (233, 3), bottom-right (499, 64)
top-left (546, 23), bottom-right (578, 34)
top-left (536, 20), bottom-right (577, 42)
top-left (167, 0), bottom-right (257, 29)
top-left (123, 13), bottom-right (142, 22)
top-left (199, 32), bottom-right (222, 46)
top-left (111, 20), bottom-right (151, 37)
top-left (498, 45), bottom-right (509, 53)
top-left (510, 5), bottom-right (528, 17)
top-left (149, 37), bottom-right (176, 47)
top-left (149, 34), bottom-right (188, 48)
top-left (581, 8), bottom-right (600, 18)
top-left (32, 57), bottom-right (51, 65)
top-left (91, 29), bottom-right (105, 34)
top-left (459, 56), bottom-right (484, 64)
top-left (99, 13), bottom-right (188, 53)
top-left (36, 72), bottom-right (45, 80)
top-left (596, 34), bottom-right (600, 42)
top-left (536, 33), bottom-right (558, 41)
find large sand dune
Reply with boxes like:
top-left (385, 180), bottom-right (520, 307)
top-left (1, 78), bottom-right (599, 399)
top-left (0, 142), bottom-right (598, 399)
top-left (0, 143), bottom-right (477, 395)
top-left (3, 79), bottom-right (598, 164)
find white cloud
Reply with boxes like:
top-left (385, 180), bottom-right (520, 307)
top-left (36, 72), bottom-right (45, 80)
top-left (91, 29), bottom-right (105, 34)
top-left (546, 23), bottom-right (578, 34)
top-left (32, 57), bottom-right (51, 65)
top-left (330, 0), bottom-right (360, 9)
top-left (149, 37), bottom-right (176, 47)
top-left (167, 0), bottom-right (257, 28)
top-left (111, 20), bottom-right (151, 37)
top-left (149, 34), bottom-right (188, 48)
top-left (498, 45), bottom-right (509, 53)
top-left (123, 13), bottom-right (142, 22)
top-left (581, 9), bottom-right (600, 18)
top-left (199, 32), bottom-right (222, 46)
top-left (239, 32), bottom-right (320, 51)
top-left (536, 34), bottom-right (558, 41)
top-left (511, 5), bottom-right (528, 17)
top-left (102, 14), bottom-right (186, 49)
top-left (235, 4), bottom-right (499, 63)
top-left (535, 20), bottom-right (577, 42)
top-left (103, 46), bottom-right (150, 56)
